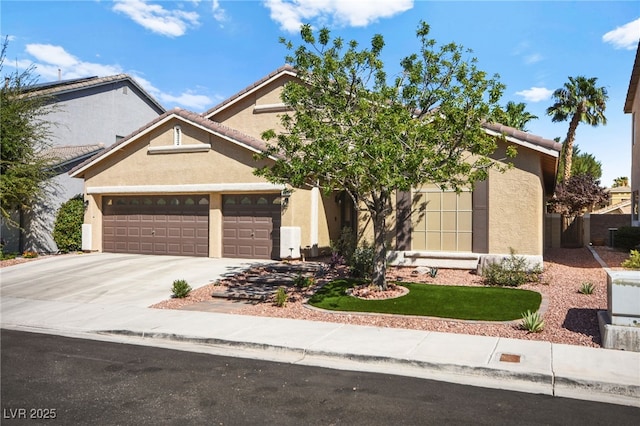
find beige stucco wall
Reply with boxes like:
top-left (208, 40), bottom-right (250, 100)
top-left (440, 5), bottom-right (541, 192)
top-left (209, 75), bottom-right (296, 142)
top-left (487, 142), bottom-right (544, 255)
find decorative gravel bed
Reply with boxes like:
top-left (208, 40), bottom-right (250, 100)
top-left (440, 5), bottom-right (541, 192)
top-left (152, 246), bottom-right (635, 348)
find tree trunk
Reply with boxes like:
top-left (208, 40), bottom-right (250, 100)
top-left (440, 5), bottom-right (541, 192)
top-left (562, 112), bottom-right (582, 183)
top-left (370, 196), bottom-right (389, 291)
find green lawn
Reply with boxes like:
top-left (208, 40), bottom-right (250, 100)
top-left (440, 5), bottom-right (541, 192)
top-left (308, 280), bottom-right (541, 321)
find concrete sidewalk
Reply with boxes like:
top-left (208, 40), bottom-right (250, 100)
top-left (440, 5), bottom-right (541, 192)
top-left (2, 295), bottom-right (639, 407)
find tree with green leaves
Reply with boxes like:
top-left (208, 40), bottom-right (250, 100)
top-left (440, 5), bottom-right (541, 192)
top-left (613, 176), bottom-right (629, 188)
top-left (546, 76), bottom-right (608, 184)
top-left (256, 22), bottom-right (511, 290)
top-left (557, 144), bottom-right (602, 180)
top-left (492, 101), bottom-right (538, 131)
top-left (0, 38), bottom-right (57, 227)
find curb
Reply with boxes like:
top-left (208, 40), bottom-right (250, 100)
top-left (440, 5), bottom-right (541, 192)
top-left (96, 329), bottom-right (639, 407)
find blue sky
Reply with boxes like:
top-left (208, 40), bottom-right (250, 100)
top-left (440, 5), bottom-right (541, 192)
top-left (2, 1), bottom-right (638, 187)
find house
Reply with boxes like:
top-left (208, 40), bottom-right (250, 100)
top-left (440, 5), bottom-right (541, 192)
top-left (1, 74), bottom-right (165, 254)
top-left (624, 41), bottom-right (640, 227)
top-left (70, 66), bottom-right (560, 268)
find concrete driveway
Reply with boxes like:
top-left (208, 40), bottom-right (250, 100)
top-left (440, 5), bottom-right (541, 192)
top-left (0, 253), bottom-right (267, 307)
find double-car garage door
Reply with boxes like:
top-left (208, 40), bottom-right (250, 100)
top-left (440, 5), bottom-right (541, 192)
top-left (103, 195), bottom-right (210, 257)
top-left (102, 194), bottom-right (281, 259)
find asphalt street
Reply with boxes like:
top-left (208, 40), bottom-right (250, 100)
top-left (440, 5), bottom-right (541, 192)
top-left (2, 330), bottom-right (638, 425)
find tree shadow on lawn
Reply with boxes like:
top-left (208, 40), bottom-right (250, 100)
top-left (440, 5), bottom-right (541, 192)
top-left (562, 307), bottom-right (602, 346)
top-left (544, 247), bottom-right (603, 269)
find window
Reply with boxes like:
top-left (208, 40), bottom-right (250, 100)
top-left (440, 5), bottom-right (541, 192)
top-left (633, 191), bottom-right (639, 221)
top-left (173, 125), bottom-right (182, 146)
top-left (411, 186), bottom-right (472, 252)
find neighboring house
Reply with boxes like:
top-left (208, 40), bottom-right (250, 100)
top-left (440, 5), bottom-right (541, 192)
top-left (624, 41), bottom-right (640, 227)
top-left (1, 74), bottom-right (165, 254)
top-left (70, 66), bottom-right (560, 268)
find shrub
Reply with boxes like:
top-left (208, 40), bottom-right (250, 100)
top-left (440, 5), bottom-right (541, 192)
top-left (578, 282), bottom-right (595, 295)
top-left (293, 274), bottom-right (314, 288)
top-left (329, 252), bottom-right (346, 269)
top-left (428, 267), bottom-right (438, 278)
top-left (0, 250), bottom-right (17, 260)
top-left (350, 243), bottom-right (375, 279)
top-left (22, 250), bottom-right (38, 258)
top-left (274, 287), bottom-right (288, 307)
top-left (53, 195), bottom-right (85, 253)
top-left (614, 226), bottom-right (640, 251)
top-left (330, 227), bottom-right (356, 264)
top-left (482, 250), bottom-right (541, 287)
top-left (171, 279), bottom-right (192, 298)
top-left (520, 310), bottom-right (544, 333)
top-left (621, 250), bottom-right (640, 270)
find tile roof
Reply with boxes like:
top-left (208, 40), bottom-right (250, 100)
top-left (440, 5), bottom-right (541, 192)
top-left (40, 144), bottom-right (106, 170)
top-left (624, 41), bottom-right (640, 113)
top-left (482, 122), bottom-right (562, 153)
top-left (202, 65), bottom-right (296, 119)
top-left (24, 74), bottom-right (165, 113)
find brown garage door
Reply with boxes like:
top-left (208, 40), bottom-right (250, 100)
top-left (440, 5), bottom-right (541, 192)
top-left (222, 194), bottom-right (281, 259)
top-left (103, 195), bottom-right (209, 257)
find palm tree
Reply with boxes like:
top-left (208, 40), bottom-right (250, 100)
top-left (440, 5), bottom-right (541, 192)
top-left (546, 76), bottom-right (608, 183)
top-left (613, 176), bottom-right (629, 188)
top-left (503, 101), bottom-right (538, 131)
top-left (491, 101), bottom-right (538, 131)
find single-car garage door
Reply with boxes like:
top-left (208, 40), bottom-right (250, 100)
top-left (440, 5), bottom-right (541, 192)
top-left (103, 195), bottom-right (209, 257)
top-left (222, 194), bottom-right (281, 259)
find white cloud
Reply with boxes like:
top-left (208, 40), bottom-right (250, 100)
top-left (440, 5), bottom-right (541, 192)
top-left (212, 0), bottom-right (227, 23)
top-left (112, 0), bottom-right (200, 37)
top-left (264, 0), bottom-right (413, 33)
top-left (132, 74), bottom-right (213, 111)
top-left (515, 87), bottom-right (553, 103)
top-left (15, 44), bottom-right (212, 111)
top-left (23, 44), bottom-right (123, 80)
top-left (602, 17), bottom-right (640, 50)
top-left (524, 53), bottom-right (542, 65)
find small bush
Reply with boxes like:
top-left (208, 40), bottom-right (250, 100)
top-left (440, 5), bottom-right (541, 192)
top-left (330, 227), bottom-right (357, 262)
top-left (520, 310), bottom-right (544, 333)
top-left (0, 250), bottom-right (17, 260)
top-left (171, 279), bottom-right (192, 298)
top-left (578, 282), bottom-right (595, 295)
top-left (483, 250), bottom-right (541, 287)
top-left (621, 250), bottom-right (640, 270)
top-left (329, 252), bottom-right (346, 269)
top-left (614, 226), bottom-right (640, 251)
top-left (274, 287), bottom-right (288, 307)
top-left (350, 243), bottom-right (375, 279)
top-left (53, 195), bottom-right (85, 253)
top-left (428, 267), bottom-right (438, 278)
top-left (293, 274), bottom-right (314, 288)
top-left (22, 250), bottom-right (38, 258)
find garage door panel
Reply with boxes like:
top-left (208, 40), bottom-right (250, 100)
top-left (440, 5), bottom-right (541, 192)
top-left (254, 229), bottom-right (270, 239)
top-left (102, 195), bottom-right (209, 257)
top-left (222, 194), bottom-right (281, 260)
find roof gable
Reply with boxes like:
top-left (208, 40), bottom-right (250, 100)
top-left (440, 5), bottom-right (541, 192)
top-left (202, 65), bottom-right (296, 120)
top-left (25, 74), bottom-right (165, 114)
top-left (69, 107), bottom-right (269, 178)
